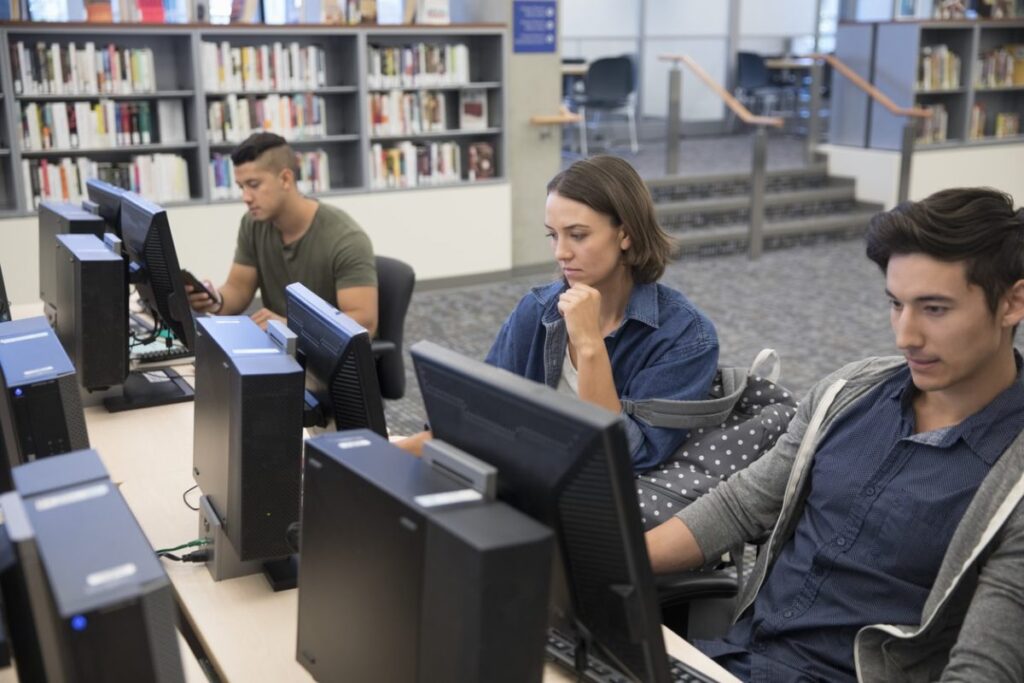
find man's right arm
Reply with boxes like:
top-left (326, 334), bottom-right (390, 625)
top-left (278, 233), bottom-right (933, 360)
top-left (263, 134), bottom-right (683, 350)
top-left (188, 263), bottom-right (258, 315)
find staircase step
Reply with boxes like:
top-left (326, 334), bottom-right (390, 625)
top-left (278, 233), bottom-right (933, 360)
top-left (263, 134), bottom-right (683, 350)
top-left (647, 164), bottom-right (830, 203)
top-left (656, 178), bottom-right (855, 217)
top-left (669, 202), bottom-right (884, 256)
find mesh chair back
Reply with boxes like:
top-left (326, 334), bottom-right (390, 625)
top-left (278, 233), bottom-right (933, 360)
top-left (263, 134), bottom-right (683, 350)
top-left (736, 51), bottom-right (771, 90)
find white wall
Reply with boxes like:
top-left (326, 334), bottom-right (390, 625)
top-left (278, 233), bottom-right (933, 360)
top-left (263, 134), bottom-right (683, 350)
top-left (0, 184), bottom-right (513, 306)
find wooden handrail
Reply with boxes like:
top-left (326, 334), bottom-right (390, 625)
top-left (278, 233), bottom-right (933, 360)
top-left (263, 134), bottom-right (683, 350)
top-left (529, 105), bottom-right (582, 125)
top-left (658, 54), bottom-right (784, 128)
top-left (810, 53), bottom-right (930, 118)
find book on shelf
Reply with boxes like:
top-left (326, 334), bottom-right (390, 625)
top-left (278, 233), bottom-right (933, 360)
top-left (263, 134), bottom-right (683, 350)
top-left (369, 90), bottom-right (446, 136)
top-left (415, 0), bottom-right (448, 24)
top-left (10, 42), bottom-right (156, 96)
top-left (995, 112), bottom-right (1020, 138)
top-left (84, 0), bottom-right (113, 21)
top-left (370, 140), bottom-right (460, 189)
top-left (207, 93), bottom-right (326, 143)
top-left (467, 141), bottom-right (493, 181)
top-left (969, 102), bottom-right (986, 140)
top-left (458, 89), bottom-right (488, 130)
top-left (918, 103), bottom-right (948, 145)
top-left (974, 45), bottom-right (1023, 88)
top-left (918, 44), bottom-right (961, 91)
top-left (210, 149), bottom-right (330, 199)
top-left (202, 41), bottom-right (326, 92)
top-left (20, 99), bottom-right (168, 151)
top-left (366, 43), bottom-right (470, 88)
top-left (22, 153), bottom-right (190, 208)
top-left (158, 99), bottom-right (187, 143)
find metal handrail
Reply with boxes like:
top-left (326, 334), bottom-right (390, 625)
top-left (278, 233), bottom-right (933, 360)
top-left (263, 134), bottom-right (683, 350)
top-left (658, 54), bottom-right (785, 129)
top-left (657, 53), bottom-right (780, 259)
top-left (809, 53), bottom-right (930, 119)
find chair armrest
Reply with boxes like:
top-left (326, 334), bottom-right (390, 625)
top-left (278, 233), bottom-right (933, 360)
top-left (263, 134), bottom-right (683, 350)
top-left (656, 571), bottom-right (738, 608)
top-left (371, 339), bottom-right (396, 358)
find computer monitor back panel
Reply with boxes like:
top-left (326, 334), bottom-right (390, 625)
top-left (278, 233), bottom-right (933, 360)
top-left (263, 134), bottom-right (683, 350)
top-left (38, 202), bottom-right (106, 311)
top-left (412, 341), bottom-right (672, 682)
top-left (193, 316), bottom-right (304, 560)
top-left (54, 234), bottom-right (128, 390)
top-left (85, 178), bottom-right (127, 236)
top-left (285, 283), bottom-right (387, 437)
top-left (297, 430), bottom-right (552, 683)
top-left (0, 318), bottom-right (89, 491)
top-left (1, 449), bottom-right (183, 682)
top-left (119, 194), bottom-right (195, 350)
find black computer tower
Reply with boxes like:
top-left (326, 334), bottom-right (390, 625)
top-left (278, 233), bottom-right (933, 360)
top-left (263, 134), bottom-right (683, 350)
top-left (0, 449), bottom-right (183, 682)
top-left (38, 202), bottom-right (106, 317)
top-left (192, 316), bottom-right (305, 562)
top-left (0, 317), bottom-right (89, 492)
top-left (54, 234), bottom-right (128, 391)
top-left (297, 430), bottom-right (554, 683)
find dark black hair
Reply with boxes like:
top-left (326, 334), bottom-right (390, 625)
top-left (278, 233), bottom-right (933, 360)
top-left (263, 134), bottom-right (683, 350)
top-left (230, 132), bottom-right (294, 171)
top-left (866, 187), bottom-right (1024, 313)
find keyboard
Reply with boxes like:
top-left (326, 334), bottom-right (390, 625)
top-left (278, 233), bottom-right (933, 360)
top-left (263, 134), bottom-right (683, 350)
top-left (545, 630), bottom-right (718, 683)
top-left (132, 343), bottom-right (193, 365)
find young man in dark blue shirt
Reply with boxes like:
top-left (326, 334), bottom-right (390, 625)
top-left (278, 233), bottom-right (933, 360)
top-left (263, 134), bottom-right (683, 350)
top-left (647, 187), bottom-right (1024, 682)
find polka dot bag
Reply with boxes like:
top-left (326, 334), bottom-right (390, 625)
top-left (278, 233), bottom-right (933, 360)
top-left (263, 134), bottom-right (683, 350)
top-left (622, 350), bottom-right (798, 530)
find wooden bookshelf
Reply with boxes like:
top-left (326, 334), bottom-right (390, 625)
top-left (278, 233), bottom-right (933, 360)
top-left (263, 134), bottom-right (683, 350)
top-left (0, 23), bottom-right (506, 212)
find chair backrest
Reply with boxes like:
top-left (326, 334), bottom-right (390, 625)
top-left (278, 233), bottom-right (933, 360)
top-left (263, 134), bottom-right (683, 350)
top-left (736, 51), bottom-right (771, 90)
top-left (374, 255), bottom-right (415, 400)
top-left (584, 55), bottom-right (636, 104)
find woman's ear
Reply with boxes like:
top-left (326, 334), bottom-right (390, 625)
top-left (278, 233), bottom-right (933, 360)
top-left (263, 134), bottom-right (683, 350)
top-left (620, 230), bottom-right (632, 251)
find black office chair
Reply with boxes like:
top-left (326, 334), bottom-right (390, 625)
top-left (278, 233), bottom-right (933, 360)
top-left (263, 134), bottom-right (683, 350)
top-left (735, 51), bottom-right (785, 116)
top-left (571, 54), bottom-right (639, 155)
top-left (371, 256), bottom-right (415, 400)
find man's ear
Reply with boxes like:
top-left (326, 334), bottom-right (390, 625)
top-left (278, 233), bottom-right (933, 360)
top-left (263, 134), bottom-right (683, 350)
top-left (1001, 279), bottom-right (1024, 329)
top-left (279, 167), bottom-right (295, 189)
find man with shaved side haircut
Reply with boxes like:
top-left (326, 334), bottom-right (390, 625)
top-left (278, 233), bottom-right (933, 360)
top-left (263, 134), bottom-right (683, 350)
top-left (188, 132), bottom-right (378, 334)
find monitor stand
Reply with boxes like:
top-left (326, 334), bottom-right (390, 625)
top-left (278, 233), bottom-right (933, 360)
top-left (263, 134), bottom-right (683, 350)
top-left (103, 368), bottom-right (194, 413)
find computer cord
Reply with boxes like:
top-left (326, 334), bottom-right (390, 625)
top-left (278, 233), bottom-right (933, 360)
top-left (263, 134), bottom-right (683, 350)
top-left (182, 484), bottom-right (200, 511)
top-left (156, 538), bottom-right (210, 563)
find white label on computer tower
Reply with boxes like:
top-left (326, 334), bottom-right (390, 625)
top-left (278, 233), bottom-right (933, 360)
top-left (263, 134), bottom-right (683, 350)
top-left (22, 365), bottom-right (55, 377)
top-left (86, 562), bottom-right (138, 588)
top-left (337, 438), bottom-right (372, 449)
top-left (231, 348), bottom-right (280, 355)
top-left (0, 331), bottom-right (49, 345)
top-left (34, 483), bottom-right (109, 512)
top-left (414, 489), bottom-right (483, 508)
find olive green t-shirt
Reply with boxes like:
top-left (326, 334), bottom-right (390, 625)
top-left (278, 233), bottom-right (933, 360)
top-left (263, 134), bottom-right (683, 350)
top-left (234, 203), bottom-right (376, 316)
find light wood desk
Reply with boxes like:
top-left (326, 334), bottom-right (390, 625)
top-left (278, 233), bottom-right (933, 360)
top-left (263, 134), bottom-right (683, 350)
top-left (561, 62), bottom-right (588, 77)
top-left (84, 390), bottom-right (738, 682)
top-left (764, 57), bottom-right (814, 70)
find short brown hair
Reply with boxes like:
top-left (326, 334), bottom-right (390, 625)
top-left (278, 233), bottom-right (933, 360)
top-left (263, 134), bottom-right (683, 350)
top-left (547, 155), bottom-right (672, 284)
top-left (230, 132), bottom-right (298, 175)
top-left (866, 187), bottom-right (1024, 313)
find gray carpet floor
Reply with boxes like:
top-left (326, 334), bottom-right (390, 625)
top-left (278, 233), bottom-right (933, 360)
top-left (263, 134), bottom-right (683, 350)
top-left (384, 236), bottom-right (897, 436)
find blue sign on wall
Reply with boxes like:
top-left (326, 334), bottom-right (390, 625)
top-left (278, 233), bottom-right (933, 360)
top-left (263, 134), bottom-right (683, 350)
top-left (513, 0), bottom-right (557, 54)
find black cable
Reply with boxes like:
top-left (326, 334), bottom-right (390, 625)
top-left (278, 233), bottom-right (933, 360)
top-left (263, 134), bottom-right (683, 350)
top-left (158, 549), bottom-right (210, 563)
top-left (182, 484), bottom-right (200, 511)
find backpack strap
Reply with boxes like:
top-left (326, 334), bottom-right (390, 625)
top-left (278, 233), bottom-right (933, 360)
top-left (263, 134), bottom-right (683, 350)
top-left (621, 349), bottom-right (780, 430)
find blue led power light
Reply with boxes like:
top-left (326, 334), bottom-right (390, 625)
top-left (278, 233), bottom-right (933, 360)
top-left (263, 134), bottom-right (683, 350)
top-left (70, 615), bottom-right (88, 631)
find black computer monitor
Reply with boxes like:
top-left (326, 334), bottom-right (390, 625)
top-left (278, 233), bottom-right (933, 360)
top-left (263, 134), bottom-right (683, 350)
top-left (0, 261), bottom-right (9, 323)
top-left (118, 192), bottom-right (196, 352)
top-left (285, 283), bottom-right (387, 437)
top-left (412, 340), bottom-right (674, 683)
top-left (85, 178), bottom-right (127, 237)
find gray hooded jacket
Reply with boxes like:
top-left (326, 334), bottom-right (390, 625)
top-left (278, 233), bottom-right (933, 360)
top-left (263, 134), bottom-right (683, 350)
top-left (676, 356), bottom-right (1024, 682)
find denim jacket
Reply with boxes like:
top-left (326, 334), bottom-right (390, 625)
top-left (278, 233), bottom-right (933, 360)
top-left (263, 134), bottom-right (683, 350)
top-left (485, 280), bottom-right (719, 472)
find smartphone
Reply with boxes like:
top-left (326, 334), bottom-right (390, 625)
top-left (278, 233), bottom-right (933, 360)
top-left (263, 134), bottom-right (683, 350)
top-left (181, 269), bottom-right (217, 301)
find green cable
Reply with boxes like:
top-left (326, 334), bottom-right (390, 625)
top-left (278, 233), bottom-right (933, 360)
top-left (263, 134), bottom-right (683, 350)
top-left (155, 538), bottom-right (209, 554)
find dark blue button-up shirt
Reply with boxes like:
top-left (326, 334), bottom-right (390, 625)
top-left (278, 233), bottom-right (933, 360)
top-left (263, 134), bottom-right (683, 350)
top-left (698, 358), bottom-right (1024, 682)
top-left (485, 280), bottom-right (718, 472)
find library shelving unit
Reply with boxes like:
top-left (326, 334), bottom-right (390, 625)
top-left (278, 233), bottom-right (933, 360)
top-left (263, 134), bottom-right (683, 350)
top-left (832, 19), bottom-right (1024, 150)
top-left (0, 22), bottom-right (506, 215)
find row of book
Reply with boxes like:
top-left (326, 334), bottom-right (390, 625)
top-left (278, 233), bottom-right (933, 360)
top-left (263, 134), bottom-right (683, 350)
top-left (209, 149), bottom-right (331, 199)
top-left (207, 94), bottom-right (327, 144)
top-left (918, 44), bottom-right (961, 91)
top-left (368, 88), bottom-right (490, 136)
top-left (9, 42), bottom-right (157, 96)
top-left (369, 140), bottom-right (493, 189)
top-left (367, 43), bottom-right (471, 89)
top-left (918, 103), bottom-right (948, 144)
top-left (22, 154), bottom-right (191, 208)
top-left (201, 41), bottom-right (327, 93)
top-left (21, 100), bottom-right (187, 151)
top-left (974, 45), bottom-right (1024, 88)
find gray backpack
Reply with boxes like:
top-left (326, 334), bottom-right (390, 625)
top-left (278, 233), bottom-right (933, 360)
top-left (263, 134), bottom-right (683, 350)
top-left (624, 350), bottom-right (798, 530)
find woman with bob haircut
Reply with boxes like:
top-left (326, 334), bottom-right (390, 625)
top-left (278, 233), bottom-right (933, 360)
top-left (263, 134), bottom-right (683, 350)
top-left (402, 155), bottom-right (719, 472)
